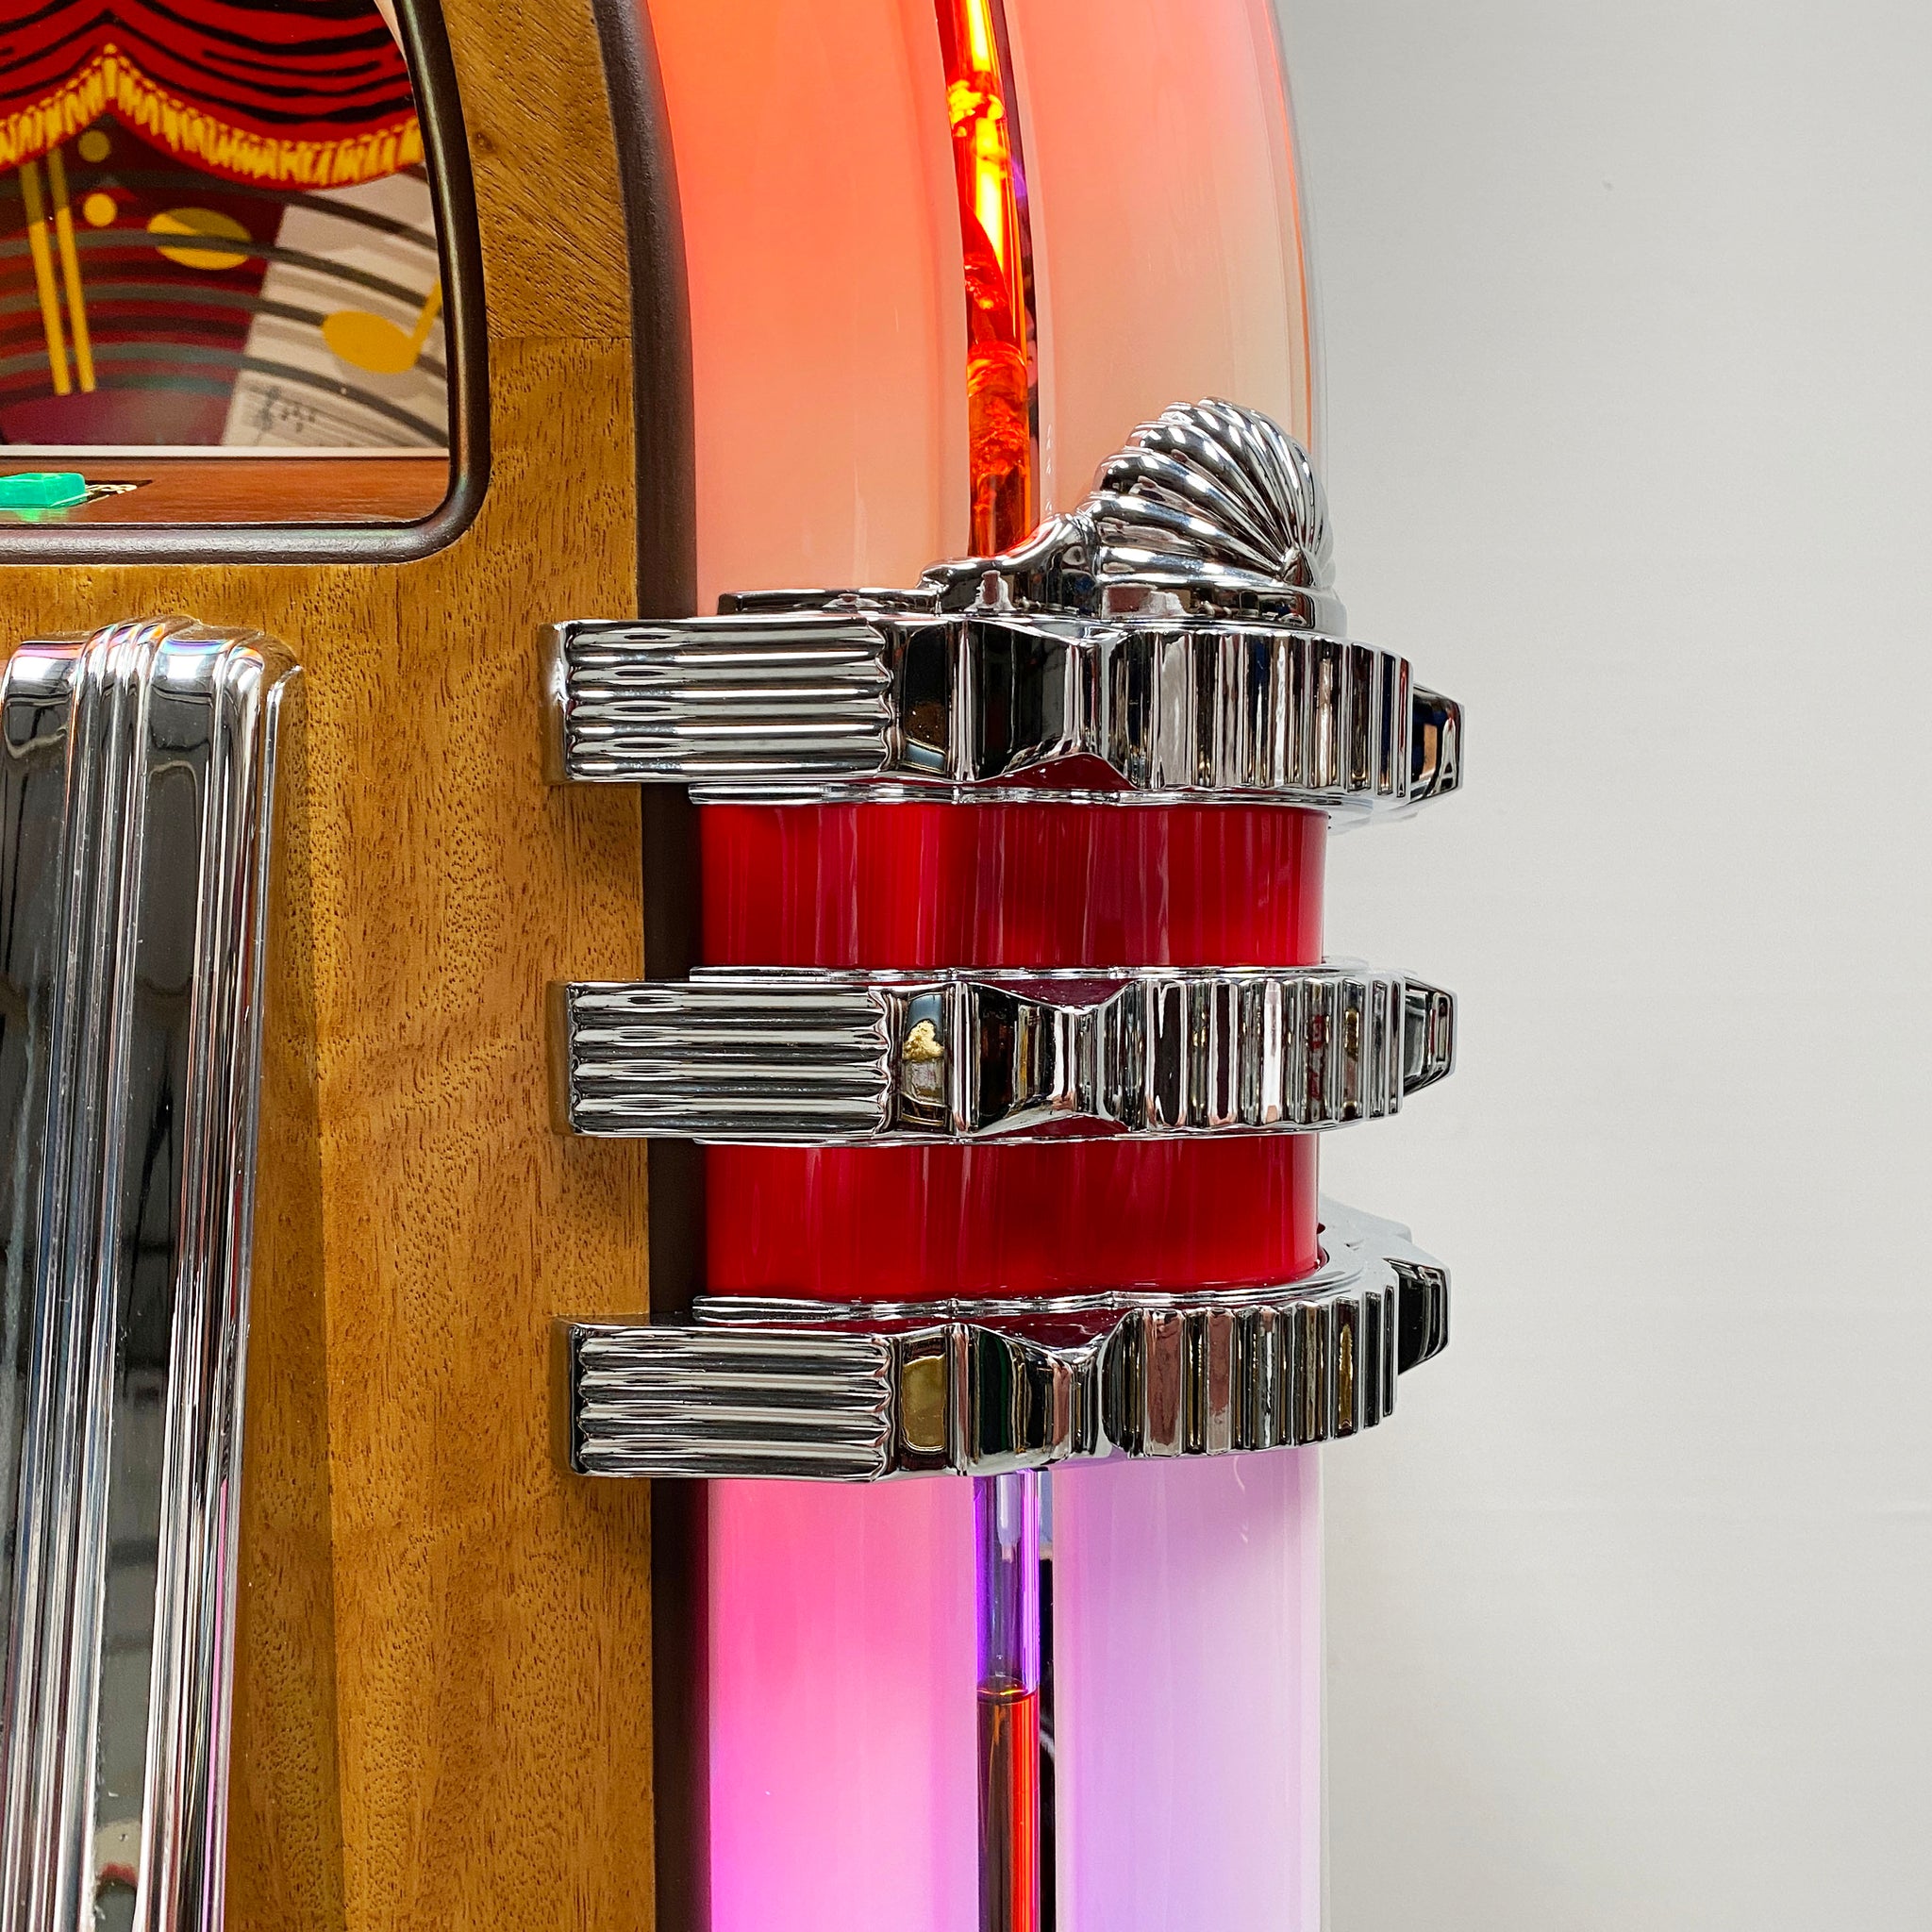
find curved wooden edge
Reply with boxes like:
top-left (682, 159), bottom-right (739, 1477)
top-left (588, 6), bottom-right (706, 1929)
top-left (591, 0), bottom-right (696, 622)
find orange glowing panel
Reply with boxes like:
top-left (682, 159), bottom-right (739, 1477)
top-left (933, 0), bottom-right (1036, 550)
top-left (650, 0), bottom-right (970, 602)
top-left (1002, 0), bottom-right (1318, 509)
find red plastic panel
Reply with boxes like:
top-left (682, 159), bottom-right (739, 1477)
top-left (703, 800), bottom-right (1325, 1302)
top-left (708, 1137), bottom-right (1319, 1301)
top-left (702, 801), bottom-right (1324, 969)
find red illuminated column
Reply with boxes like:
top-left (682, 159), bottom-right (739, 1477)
top-left (549, 8), bottom-right (1459, 1932)
top-left (703, 801), bottom-right (1325, 1302)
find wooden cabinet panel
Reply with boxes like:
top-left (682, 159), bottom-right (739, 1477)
top-left (0, 3), bottom-right (658, 1924)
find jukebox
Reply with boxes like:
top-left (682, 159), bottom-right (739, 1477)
top-left (0, 2), bottom-right (1458, 1929)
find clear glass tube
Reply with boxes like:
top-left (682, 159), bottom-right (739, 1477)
top-left (975, 1470), bottom-right (1041, 1932)
top-left (648, 0), bottom-right (972, 606)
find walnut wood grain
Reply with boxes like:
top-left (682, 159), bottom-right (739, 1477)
top-left (0, 0), bottom-right (656, 1924)
top-left (227, 686), bottom-right (348, 1932)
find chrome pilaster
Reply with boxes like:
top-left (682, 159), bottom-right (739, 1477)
top-left (0, 620), bottom-right (296, 1932)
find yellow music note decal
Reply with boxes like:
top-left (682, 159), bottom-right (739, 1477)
top-left (323, 282), bottom-right (442, 375)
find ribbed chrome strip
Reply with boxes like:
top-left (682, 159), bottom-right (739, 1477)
top-left (552, 979), bottom-right (892, 1139)
top-left (558, 1200), bottom-right (1448, 1480)
top-left (549, 612), bottom-right (894, 784)
top-left (572, 1330), bottom-right (895, 1479)
top-left (550, 967), bottom-right (1454, 1144)
top-left (546, 614), bottom-right (1455, 811)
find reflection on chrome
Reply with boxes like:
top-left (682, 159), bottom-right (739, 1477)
top-left (558, 1202), bottom-right (1450, 1481)
top-left (0, 620), bottom-right (295, 1932)
top-left (551, 966), bottom-right (1454, 1144)
top-left (544, 401), bottom-right (1462, 815)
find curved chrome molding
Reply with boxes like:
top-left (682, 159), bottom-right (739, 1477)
top-left (558, 1201), bottom-right (1449, 1480)
top-left (0, 619), bottom-right (296, 1932)
top-left (551, 965), bottom-right (1455, 1143)
top-left (544, 400), bottom-right (1461, 813)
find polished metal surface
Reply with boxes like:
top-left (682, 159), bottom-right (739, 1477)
top-left (545, 401), bottom-right (1461, 813)
top-left (924, 397), bottom-right (1341, 623)
top-left (0, 619), bottom-right (296, 1932)
top-left (558, 1201), bottom-right (1449, 1480)
top-left (548, 610), bottom-right (1458, 811)
top-left (552, 965), bottom-right (1455, 1143)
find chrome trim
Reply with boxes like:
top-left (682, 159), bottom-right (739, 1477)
top-left (544, 401), bottom-right (1461, 812)
top-left (0, 619), bottom-right (296, 1932)
top-left (545, 613), bottom-right (1458, 811)
top-left (922, 397), bottom-right (1340, 623)
top-left (558, 1201), bottom-right (1448, 1480)
top-left (551, 965), bottom-right (1455, 1143)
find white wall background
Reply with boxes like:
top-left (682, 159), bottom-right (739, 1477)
top-left (1277, 4), bottom-right (1932, 1925)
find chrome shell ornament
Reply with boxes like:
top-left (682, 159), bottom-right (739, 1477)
top-left (545, 400), bottom-right (1461, 813)
top-left (922, 396), bottom-right (1340, 621)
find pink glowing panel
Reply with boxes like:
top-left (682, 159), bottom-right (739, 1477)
top-left (1052, 1451), bottom-right (1324, 1932)
top-left (708, 1477), bottom-right (978, 1932)
top-left (649, 0), bottom-right (970, 603)
top-left (1002, 0), bottom-right (1317, 508)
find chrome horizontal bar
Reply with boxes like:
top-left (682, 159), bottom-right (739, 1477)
top-left (550, 966), bottom-right (1456, 1144)
top-left (558, 1201), bottom-right (1450, 1480)
top-left (546, 612), bottom-right (1460, 813)
top-left (543, 400), bottom-right (1461, 811)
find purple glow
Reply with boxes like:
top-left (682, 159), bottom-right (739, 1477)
top-left (974, 1470), bottom-right (1042, 1932)
top-left (1053, 1449), bottom-right (1324, 1930)
top-left (974, 1471), bottom-right (1041, 1694)
top-left (709, 1476), bottom-right (978, 1932)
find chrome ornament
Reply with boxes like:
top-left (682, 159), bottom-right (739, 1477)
top-left (545, 401), bottom-right (1460, 812)
top-left (552, 965), bottom-right (1455, 1143)
top-left (924, 395), bottom-right (1340, 619)
top-left (0, 620), bottom-right (296, 1932)
top-left (546, 399), bottom-right (1463, 1476)
top-left (558, 1202), bottom-right (1449, 1481)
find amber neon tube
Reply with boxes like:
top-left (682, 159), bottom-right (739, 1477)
top-left (935, 0), bottom-right (1037, 550)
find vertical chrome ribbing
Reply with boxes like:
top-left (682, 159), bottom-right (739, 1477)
top-left (0, 621), bottom-right (295, 1932)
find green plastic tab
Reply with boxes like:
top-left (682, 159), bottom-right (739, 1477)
top-left (0, 472), bottom-right (89, 509)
